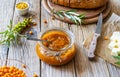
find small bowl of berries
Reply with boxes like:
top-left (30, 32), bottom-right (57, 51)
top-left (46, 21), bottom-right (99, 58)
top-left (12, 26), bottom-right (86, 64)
top-left (15, 1), bottom-right (29, 15)
top-left (0, 59), bottom-right (32, 77)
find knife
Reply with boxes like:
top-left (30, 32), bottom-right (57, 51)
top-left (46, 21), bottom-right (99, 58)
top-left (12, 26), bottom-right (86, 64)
top-left (88, 13), bottom-right (103, 58)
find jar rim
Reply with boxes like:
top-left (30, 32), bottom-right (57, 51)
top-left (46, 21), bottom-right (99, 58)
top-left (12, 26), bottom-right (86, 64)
top-left (39, 28), bottom-right (75, 52)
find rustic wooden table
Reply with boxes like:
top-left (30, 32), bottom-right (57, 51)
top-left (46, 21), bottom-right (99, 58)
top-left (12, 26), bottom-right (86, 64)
top-left (0, 0), bottom-right (120, 77)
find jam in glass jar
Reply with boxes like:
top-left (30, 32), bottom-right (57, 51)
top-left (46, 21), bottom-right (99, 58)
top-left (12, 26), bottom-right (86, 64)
top-left (36, 28), bottom-right (76, 65)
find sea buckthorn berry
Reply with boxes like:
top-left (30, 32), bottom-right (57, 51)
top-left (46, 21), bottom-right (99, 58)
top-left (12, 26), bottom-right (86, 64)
top-left (51, 16), bottom-right (55, 20)
top-left (104, 36), bottom-right (109, 40)
top-left (16, 2), bottom-right (28, 9)
top-left (0, 66), bottom-right (27, 77)
top-left (33, 73), bottom-right (38, 77)
top-left (22, 64), bottom-right (26, 68)
top-left (33, 22), bottom-right (37, 26)
top-left (44, 19), bottom-right (47, 24)
top-left (29, 31), bottom-right (33, 35)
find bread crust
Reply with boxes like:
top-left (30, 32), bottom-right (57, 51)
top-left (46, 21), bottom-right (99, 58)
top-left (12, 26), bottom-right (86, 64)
top-left (50, 0), bottom-right (109, 9)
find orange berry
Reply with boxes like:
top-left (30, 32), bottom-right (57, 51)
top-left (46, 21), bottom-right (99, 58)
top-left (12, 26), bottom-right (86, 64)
top-left (33, 73), bottom-right (38, 77)
top-left (51, 16), bottom-right (55, 20)
top-left (0, 66), bottom-right (26, 77)
top-left (0, 71), bottom-right (3, 75)
top-left (33, 22), bottom-right (37, 26)
top-left (19, 70), bottom-right (23, 74)
top-left (44, 19), bottom-right (47, 24)
top-left (22, 64), bottom-right (26, 68)
top-left (3, 69), bottom-right (8, 73)
top-left (29, 31), bottom-right (33, 35)
top-left (104, 36), bottom-right (109, 40)
top-left (3, 65), bottom-right (7, 69)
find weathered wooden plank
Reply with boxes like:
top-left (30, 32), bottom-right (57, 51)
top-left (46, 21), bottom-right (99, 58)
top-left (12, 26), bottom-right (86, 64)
top-left (103, 0), bottom-right (120, 75)
top-left (41, 1), bottom-right (76, 77)
top-left (110, 0), bottom-right (120, 16)
top-left (7, 0), bottom-right (41, 76)
top-left (0, 0), bottom-right (15, 59)
top-left (70, 24), bottom-right (110, 77)
top-left (107, 0), bottom-right (120, 76)
top-left (103, 13), bottom-right (120, 77)
top-left (107, 63), bottom-right (120, 77)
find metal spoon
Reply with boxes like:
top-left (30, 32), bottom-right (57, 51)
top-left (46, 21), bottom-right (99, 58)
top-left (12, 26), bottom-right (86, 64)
top-left (27, 37), bottom-right (51, 43)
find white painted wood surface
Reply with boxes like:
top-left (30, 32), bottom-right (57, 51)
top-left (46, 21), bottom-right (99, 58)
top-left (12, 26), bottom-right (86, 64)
top-left (0, 0), bottom-right (120, 77)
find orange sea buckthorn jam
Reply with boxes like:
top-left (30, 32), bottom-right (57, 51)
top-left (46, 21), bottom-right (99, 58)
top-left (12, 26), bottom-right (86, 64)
top-left (36, 29), bottom-right (76, 65)
top-left (42, 31), bottom-right (70, 51)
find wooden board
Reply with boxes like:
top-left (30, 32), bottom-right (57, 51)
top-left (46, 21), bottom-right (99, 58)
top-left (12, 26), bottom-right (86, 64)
top-left (48, 0), bottom-right (106, 18)
top-left (42, 0), bottom-right (111, 25)
top-left (83, 13), bottom-right (120, 67)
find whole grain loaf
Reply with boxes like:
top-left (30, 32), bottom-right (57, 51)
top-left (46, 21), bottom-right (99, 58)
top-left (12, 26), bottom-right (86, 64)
top-left (50, 0), bottom-right (108, 9)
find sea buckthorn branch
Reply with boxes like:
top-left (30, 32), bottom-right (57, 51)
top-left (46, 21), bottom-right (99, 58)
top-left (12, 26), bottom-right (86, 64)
top-left (0, 17), bottom-right (32, 47)
top-left (53, 9), bottom-right (85, 25)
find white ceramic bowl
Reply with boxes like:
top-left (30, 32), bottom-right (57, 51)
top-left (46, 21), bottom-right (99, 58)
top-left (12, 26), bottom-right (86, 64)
top-left (15, 1), bottom-right (29, 15)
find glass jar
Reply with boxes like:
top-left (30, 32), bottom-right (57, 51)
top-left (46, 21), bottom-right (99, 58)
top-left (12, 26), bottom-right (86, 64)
top-left (36, 28), bottom-right (76, 65)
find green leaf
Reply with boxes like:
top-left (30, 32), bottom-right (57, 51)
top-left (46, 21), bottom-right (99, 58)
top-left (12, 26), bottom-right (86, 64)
top-left (3, 30), bottom-right (8, 37)
top-left (53, 9), bottom-right (85, 25)
top-left (70, 15), bottom-right (78, 24)
top-left (115, 61), bottom-right (120, 65)
top-left (55, 12), bottom-right (64, 18)
top-left (0, 40), bottom-right (5, 44)
top-left (67, 9), bottom-right (76, 12)
top-left (10, 20), bottom-right (13, 26)
top-left (6, 40), bottom-right (10, 47)
top-left (78, 14), bottom-right (85, 18)
top-left (0, 31), bottom-right (6, 34)
top-left (63, 13), bottom-right (71, 19)
top-left (58, 14), bottom-right (64, 19)
top-left (113, 56), bottom-right (120, 60)
top-left (74, 16), bottom-right (81, 24)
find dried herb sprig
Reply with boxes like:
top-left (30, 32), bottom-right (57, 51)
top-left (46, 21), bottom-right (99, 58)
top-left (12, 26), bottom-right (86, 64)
top-left (0, 18), bottom-right (32, 47)
top-left (113, 56), bottom-right (120, 65)
top-left (53, 9), bottom-right (85, 25)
